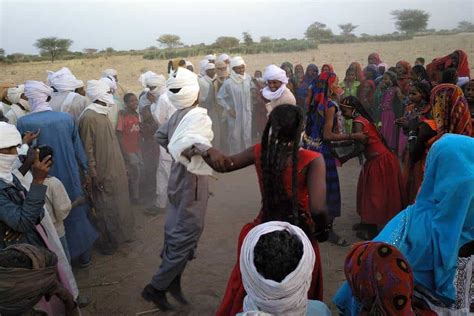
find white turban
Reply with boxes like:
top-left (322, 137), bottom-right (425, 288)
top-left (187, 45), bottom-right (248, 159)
top-left (199, 59), bottom-right (216, 77)
top-left (230, 56), bottom-right (246, 69)
top-left (100, 76), bottom-right (117, 92)
top-left (46, 67), bottom-right (82, 92)
top-left (139, 71), bottom-right (165, 88)
top-left (240, 221), bottom-right (315, 316)
top-left (166, 68), bottom-right (200, 110)
top-left (0, 121), bottom-right (22, 149)
top-left (24, 80), bottom-right (52, 113)
top-left (217, 53), bottom-right (230, 63)
top-left (87, 80), bottom-right (114, 106)
top-left (7, 84), bottom-right (25, 104)
top-left (101, 69), bottom-right (117, 77)
top-left (261, 65), bottom-right (289, 101)
top-left (205, 54), bottom-right (216, 62)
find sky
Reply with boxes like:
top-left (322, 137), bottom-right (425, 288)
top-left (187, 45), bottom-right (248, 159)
top-left (0, 0), bottom-right (473, 55)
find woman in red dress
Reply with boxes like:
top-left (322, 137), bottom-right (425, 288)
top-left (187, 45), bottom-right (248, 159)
top-left (340, 96), bottom-right (406, 240)
top-left (189, 104), bottom-right (329, 315)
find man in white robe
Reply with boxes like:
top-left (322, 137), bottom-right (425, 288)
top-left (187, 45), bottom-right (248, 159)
top-left (5, 85), bottom-right (30, 125)
top-left (48, 67), bottom-right (88, 122)
top-left (198, 60), bottom-right (221, 148)
top-left (216, 56), bottom-right (252, 154)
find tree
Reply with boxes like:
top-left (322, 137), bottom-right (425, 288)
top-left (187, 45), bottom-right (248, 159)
top-left (0, 48), bottom-right (4, 61)
top-left (33, 37), bottom-right (73, 62)
top-left (391, 9), bottom-right (430, 34)
top-left (260, 36), bottom-right (272, 43)
top-left (242, 32), bottom-right (253, 45)
top-left (105, 47), bottom-right (115, 54)
top-left (305, 22), bottom-right (333, 40)
top-left (213, 36), bottom-right (240, 49)
top-left (457, 20), bottom-right (474, 32)
top-left (157, 34), bottom-right (183, 49)
top-left (338, 23), bottom-right (358, 36)
top-left (83, 48), bottom-right (97, 55)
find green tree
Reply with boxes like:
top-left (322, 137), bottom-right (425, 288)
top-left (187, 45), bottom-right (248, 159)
top-left (391, 9), bottom-right (430, 34)
top-left (338, 23), bottom-right (358, 36)
top-left (305, 22), bottom-right (333, 40)
top-left (214, 36), bottom-right (240, 49)
top-left (157, 34), bottom-right (183, 49)
top-left (33, 37), bottom-right (73, 62)
top-left (457, 20), bottom-right (474, 32)
top-left (260, 36), bottom-right (272, 43)
top-left (242, 32), bottom-right (253, 45)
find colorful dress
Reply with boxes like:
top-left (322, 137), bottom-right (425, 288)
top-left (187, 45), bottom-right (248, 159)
top-left (380, 86), bottom-right (399, 151)
top-left (354, 116), bottom-right (406, 225)
top-left (216, 144), bottom-right (324, 316)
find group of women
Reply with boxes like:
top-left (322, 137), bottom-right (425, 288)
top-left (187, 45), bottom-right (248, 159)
top-left (204, 49), bottom-right (473, 315)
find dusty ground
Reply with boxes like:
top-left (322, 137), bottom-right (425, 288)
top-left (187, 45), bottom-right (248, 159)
top-left (74, 159), bottom-right (362, 315)
top-left (1, 34), bottom-right (473, 93)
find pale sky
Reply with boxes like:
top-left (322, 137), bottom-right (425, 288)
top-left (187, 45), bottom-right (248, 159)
top-left (0, 0), bottom-right (473, 55)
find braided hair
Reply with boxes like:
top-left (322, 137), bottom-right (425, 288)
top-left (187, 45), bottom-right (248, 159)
top-left (261, 104), bottom-right (304, 226)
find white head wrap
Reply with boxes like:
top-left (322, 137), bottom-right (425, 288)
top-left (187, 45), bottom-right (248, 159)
top-left (199, 59), bottom-right (216, 77)
top-left (229, 56), bottom-right (248, 83)
top-left (46, 67), bottom-right (82, 92)
top-left (7, 85), bottom-right (25, 104)
top-left (139, 71), bottom-right (166, 93)
top-left (100, 76), bottom-right (117, 93)
top-left (166, 68), bottom-right (200, 110)
top-left (230, 56), bottom-right (245, 69)
top-left (87, 79), bottom-right (114, 106)
top-left (205, 54), bottom-right (216, 62)
top-left (101, 69), bottom-right (117, 78)
top-left (24, 81), bottom-right (52, 113)
top-left (240, 221), bottom-right (315, 316)
top-left (0, 122), bottom-right (22, 184)
top-left (261, 64), bottom-right (288, 101)
top-left (0, 121), bottom-right (22, 149)
top-left (217, 53), bottom-right (230, 63)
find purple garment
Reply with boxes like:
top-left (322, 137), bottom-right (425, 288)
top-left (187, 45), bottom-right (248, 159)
top-left (380, 87), bottom-right (397, 151)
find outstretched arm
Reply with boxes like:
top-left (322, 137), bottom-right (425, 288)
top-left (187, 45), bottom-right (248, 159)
top-left (182, 146), bottom-right (256, 173)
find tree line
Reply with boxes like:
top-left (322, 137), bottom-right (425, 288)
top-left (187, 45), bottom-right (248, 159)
top-left (2, 9), bottom-right (474, 63)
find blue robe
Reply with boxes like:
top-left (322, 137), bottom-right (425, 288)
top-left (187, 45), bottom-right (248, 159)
top-left (334, 134), bottom-right (474, 314)
top-left (17, 111), bottom-right (98, 259)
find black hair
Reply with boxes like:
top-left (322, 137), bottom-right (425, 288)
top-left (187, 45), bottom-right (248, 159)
top-left (411, 65), bottom-right (429, 82)
top-left (260, 104), bottom-right (304, 227)
top-left (123, 92), bottom-right (136, 104)
top-left (416, 57), bottom-right (425, 64)
top-left (341, 96), bottom-right (374, 123)
top-left (0, 249), bottom-right (33, 268)
top-left (441, 68), bottom-right (458, 84)
top-left (410, 81), bottom-right (431, 103)
top-left (383, 71), bottom-right (398, 87)
top-left (37, 145), bottom-right (54, 162)
top-left (253, 230), bottom-right (303, 282)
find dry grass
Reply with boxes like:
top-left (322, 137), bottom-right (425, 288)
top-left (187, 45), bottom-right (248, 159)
top-left (1, 34), bottom-right (473, 93)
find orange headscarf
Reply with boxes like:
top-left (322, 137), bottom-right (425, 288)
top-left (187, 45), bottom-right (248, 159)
top-left (426, 50), bottom-right (470, 84)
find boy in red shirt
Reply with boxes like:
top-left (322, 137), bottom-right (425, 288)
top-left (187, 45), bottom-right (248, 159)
top-left (117, 93), bottom-right (143, 204)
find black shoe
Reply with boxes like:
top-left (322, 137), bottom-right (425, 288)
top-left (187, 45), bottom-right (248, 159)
top-left (141, 284), bottom-right (174, 311)
top-left (168, 274), bottom-right (189, 305)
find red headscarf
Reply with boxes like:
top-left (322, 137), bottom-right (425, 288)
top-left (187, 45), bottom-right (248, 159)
top-left (321, 64), bottom-right (334, 73)
top-left (426, 50), bottom-right (470, 84)
top-left (397, 60), bottom-right (412, 95)
top-left (344, 242), bottom-right (430, 316)
top-left (368, 53), bottom-right (382, 65)
top-left (430, 83), bottom-right (473, 139)
top-left (349, 62), bottom-right (365, 82)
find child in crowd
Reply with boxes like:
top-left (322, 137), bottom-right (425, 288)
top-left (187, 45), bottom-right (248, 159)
top-left (340, 68), bottom-right (361, 132)
top-left (39, 145), bottom-right (85, 263)
top-left (379, 71), bottom-right (404, 152)
top-left (414, 57), bottom-right (425, 67)
top-left (117, 93), bottom-right (143, 204)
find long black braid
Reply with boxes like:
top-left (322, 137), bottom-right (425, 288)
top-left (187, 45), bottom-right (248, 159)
top-left (260, 104), bottom-right (304, 227)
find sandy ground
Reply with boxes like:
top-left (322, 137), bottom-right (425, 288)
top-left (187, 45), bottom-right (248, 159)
top-left (74, 158), bottom-right (362, 315)
top-left (1, 34), bottom-right (473, 93)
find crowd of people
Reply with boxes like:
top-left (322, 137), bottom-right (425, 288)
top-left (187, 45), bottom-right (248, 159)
top-left (0, 48), bottom-right (472, 315)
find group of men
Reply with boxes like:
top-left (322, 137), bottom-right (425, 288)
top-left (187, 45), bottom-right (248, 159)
top-left (0, 52), bottom-right (260, 313)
